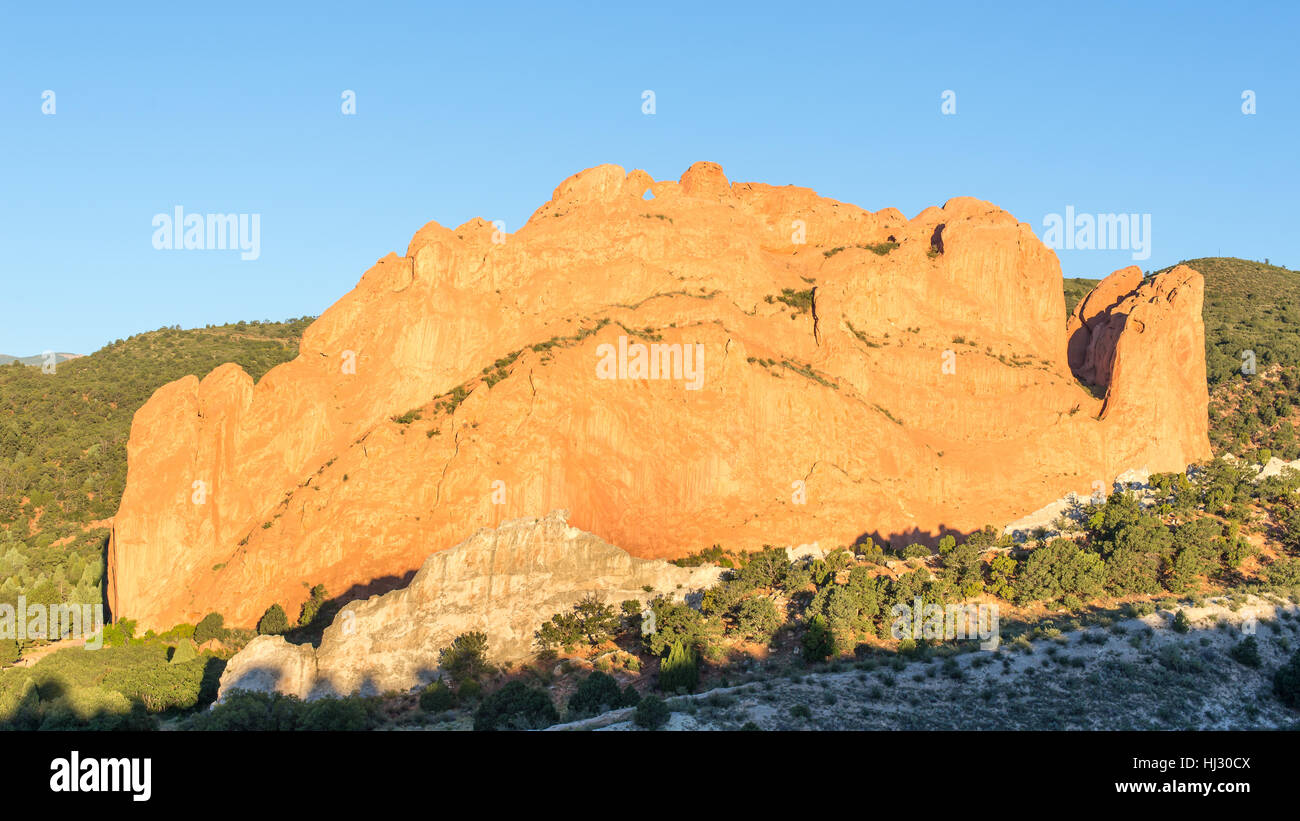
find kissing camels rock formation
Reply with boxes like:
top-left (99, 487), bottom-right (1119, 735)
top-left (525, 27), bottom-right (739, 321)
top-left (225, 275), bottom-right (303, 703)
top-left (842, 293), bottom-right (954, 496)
top-left (107, 162), bottom-right (1210, 630)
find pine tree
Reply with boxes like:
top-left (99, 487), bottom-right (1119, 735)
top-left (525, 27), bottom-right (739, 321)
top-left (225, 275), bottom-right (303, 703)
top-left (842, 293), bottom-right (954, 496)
top-left (658, 640), bottom-right (699, 693)
top-left (168, 639), bottom-right (197, 664)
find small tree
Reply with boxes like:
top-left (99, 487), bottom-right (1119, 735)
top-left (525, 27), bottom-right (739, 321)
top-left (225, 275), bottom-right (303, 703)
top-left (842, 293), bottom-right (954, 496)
top-left (535, 595), bottom-right (622, 650)
top-left (801, 615), bottom-right (837, 662)
top-left (1229, 636), bottom-right (1261, 668)
top-left (735, 596), bottom-right (781, 643)
top-left (194, 612), bottom-right (224, 645)
top-left (440, 631), bottom-right (491, 681)
top-left (298, 584), bottom-right (328, 627)
top-left (256, 603), bottom-right (289, 636)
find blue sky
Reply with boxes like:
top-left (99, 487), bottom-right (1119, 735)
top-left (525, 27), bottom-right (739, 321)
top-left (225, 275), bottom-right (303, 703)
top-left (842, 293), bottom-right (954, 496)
top-left (1, 1), bottom-right (1295, 354)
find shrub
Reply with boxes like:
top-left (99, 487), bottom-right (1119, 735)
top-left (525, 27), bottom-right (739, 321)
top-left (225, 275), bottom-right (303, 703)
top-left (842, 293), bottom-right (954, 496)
top-left (900, 543), bottom-right (930, 559)
top-left (473, 681), bottom-right (558, 731)
top-left (736, 547), bottom-right (791, 589)
top-left (1274, 650), bottom-right (1300, 709)
top-left (1016, 539), bottom-right (1105, 604)
top-left (567, 671), bottom-right (633, 717)
top-left (621, 684), bottom-right (641, 707)
top-left (256, 604), bottom-right (289, 636)
top-left (456, 678), bottom-right (482, 703)
top-left (193, 613), bottom-right (224, 645)
top-left (1172, 610), bottom-right (1192, 634)
top-left (190, 691), bottom-right (302, 731)
top-left (634, 695), bottom-right (670, 729)
top-left (418, 679), bottom-right (455, 713)
top-left (1230, 636), bottom-right (1262, 668)
top-left (298, 696), bottom-right (378, 731)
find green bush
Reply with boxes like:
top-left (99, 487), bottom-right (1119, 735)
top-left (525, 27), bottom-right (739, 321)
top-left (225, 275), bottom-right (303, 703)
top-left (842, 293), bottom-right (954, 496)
top-left (900, 544), bottom-right (930, 559)
top-left (535, 595), bottom-right (622, 650)
top-left (192, 690), bottom-right (379, 731)
top-left (734, 596), bottom-right (781, 643)
top-left (256, 603), bottom-right (289, 636)
top-left (1274, 650), bottom-right (1300, 709)
top-left (298, 584), bottom-right (328, 627)
top-left (567, 671), bottom-right (634, 717)
top-left (418, 679), bottom-right (455, 713)
top-left (456, 678), bottom-right (482, 703)
top-left (801, 615), bottom-right (837, 662)
top-left (193, 612), bottom-right (224, 645)
top-left (473, 681), bottom-right (558, 731)
top-left (1172, 610), bottom-right (1192, 634)
top-left (1230, 636), bottom-right (1262, 668)
top-left (634, 695), bottom-right (670, 729)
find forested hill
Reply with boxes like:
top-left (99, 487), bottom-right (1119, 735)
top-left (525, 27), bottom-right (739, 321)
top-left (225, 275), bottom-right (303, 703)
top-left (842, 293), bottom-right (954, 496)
top-left (0, 318), bottom-right (311, 608)
top-left (1064, 257), bottom-right (1300, 386)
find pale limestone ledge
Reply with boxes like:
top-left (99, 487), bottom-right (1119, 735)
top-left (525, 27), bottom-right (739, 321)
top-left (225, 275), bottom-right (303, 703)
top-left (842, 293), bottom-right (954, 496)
top-left (217, 510), bottom-right (723, 701)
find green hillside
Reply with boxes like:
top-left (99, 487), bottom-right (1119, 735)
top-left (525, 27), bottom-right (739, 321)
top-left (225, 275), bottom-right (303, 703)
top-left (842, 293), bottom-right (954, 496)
top-left (0, 318), bottom-right (312, 609)
top-left (1066, 258), bottom-right (1300, 386)
top-left (1169, 257), bottom-right (1300, 387)
top-left (1062, 277), bottom-right (1101, 317)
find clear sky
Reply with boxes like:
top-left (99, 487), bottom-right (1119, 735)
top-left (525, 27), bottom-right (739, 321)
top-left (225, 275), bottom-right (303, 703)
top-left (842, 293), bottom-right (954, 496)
top-left (1, 1), bottom-right (1295, 354)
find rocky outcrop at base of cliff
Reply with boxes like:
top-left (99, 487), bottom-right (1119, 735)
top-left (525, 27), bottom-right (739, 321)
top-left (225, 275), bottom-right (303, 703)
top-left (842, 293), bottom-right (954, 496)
top-left (216, 511), bottom-right (722, 701)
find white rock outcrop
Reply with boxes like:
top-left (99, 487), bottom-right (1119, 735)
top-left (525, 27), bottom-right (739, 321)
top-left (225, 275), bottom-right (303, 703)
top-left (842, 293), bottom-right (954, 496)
top-left (217, 510), bottom-right (722, 700)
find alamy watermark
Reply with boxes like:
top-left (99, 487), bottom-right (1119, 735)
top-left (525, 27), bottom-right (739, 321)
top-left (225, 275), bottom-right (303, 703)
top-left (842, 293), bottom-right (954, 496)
top-left (0, 597), bottom-right (104, 649)
top-left (1041, 206), bottom-right (1151, 261)
top-left (152, 207), bottom-right (260, 260)
top-left (890, 597), bottom-right (1000, 650)
top-left (596, 335), bottom-right (704, 390)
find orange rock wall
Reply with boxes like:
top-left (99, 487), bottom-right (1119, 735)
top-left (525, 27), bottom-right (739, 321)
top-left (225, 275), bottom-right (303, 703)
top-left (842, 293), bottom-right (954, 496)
top-left (107, 162), bottom-right (1210, 629)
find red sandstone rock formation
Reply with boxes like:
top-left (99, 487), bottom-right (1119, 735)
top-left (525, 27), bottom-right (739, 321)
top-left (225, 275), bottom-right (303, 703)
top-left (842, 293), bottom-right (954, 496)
top-left (107, 162), bottom-right (1211, 630)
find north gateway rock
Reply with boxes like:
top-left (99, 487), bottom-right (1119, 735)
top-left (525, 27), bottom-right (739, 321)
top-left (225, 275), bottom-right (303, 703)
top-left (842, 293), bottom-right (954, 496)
top-left (109, 162), bottom-right (1209, 631)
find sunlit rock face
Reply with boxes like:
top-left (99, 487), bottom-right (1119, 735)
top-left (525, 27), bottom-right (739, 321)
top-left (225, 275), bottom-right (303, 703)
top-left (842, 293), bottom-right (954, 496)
top-left (109, 162), bottom-right (1210, 630)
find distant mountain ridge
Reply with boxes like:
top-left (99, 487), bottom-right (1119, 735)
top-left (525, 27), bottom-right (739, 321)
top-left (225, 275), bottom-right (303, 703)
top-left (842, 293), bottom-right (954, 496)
top-left (0, 353), bottom-right (81, 366)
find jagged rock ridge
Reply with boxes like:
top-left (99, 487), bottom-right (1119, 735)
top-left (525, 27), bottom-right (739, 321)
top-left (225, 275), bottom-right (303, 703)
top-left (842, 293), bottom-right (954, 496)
top-left (109, 161), bottom-right (1210, 629)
